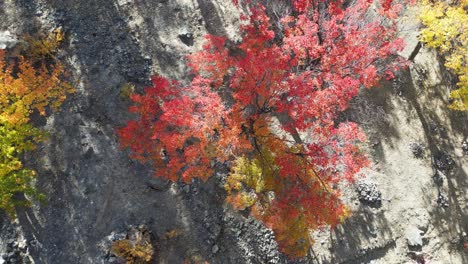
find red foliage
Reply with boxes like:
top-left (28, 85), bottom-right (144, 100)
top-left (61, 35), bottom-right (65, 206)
top-left (118, 76), bottom-right (226, 182)
top-left (119, 0), bottom-right (410, 258)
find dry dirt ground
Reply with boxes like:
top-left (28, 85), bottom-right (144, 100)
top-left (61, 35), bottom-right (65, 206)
top-left (0, 1), bottom-right (466, 263)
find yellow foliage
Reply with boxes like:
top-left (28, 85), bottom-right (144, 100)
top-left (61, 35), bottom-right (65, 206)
top-left (419, 0), bottom-right (468, 110)
top-left (0, 122), bottom-right (45, 216)
top-left (224, 149), bottom-right (281, 210)
top-left (111, 239), bottom-right (154, 264)
top-left (224, 139), bottom-right (351, 258)
top-left (164, 229), bottom-right (182, 240)
top-left (226, 157), bottom-right (265, 193)
top-left (23, 28), bottom-right (65, 60)
top-left (120, 82), bottom-right (135, 99)
top-left (273, 214), bottom-right (311, 257)
top-left (0, 32), bottom-right (73, 216)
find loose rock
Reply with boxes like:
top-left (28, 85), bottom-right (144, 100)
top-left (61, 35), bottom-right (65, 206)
top-left (409, 142), bottom-right (424, 158)
top-left (406, 226), bottom-right (423, 248)
top-left (0, 31), bottom-right (18, 49)
top-left (434, 152), bottom-right (455, 172)
top-left (432, 170), bottom-right (444, 186)
top-left (436, 192), bottom-right (449, 207)
top-left (356, 180), bottom-right (382, 205)
top-left (212, 244), bottom-right (219, 254)
top-left (462, 140), bottom-right (468, 155)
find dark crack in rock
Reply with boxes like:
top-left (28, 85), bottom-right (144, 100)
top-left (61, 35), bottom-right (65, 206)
top-left (178, 32), bottom-right (194, 46)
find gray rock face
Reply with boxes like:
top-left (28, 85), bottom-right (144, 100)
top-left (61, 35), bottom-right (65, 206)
top-left (0, 220), bottom-right (32, 264)
top-left (0, 1), bottom-right (467, 264)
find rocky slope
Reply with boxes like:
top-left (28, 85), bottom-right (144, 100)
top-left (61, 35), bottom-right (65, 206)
top-left (0, 1), bottom-right (466, 263)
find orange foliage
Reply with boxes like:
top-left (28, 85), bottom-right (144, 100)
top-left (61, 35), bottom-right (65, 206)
top-left (0, 50), bottom-right (74, 125)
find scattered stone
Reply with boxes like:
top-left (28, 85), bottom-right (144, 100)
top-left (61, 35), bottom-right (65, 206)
top-left (432, 170), bottom-right (444, 186)
top-left (434, 152), bottom-right (455, 172)
top-left (408, 251), bottom-right (426, 264)
top-left (210, 224), bottom-right (221, 238)
top-left (411, 210), bottom-right (431, 233)
top-left (436, 192), bottom-right (449, 207)
top-left (107, 256), bottom-right (118, 263)
top-left (429, 121), bottom-right (444, 135)
top-left (0, 235), bottom-right (32, 264)
top-left (406, 226), bottom-right (423, 248)
top-left (211, 244), bottom-right (219, 254)
top-left (103, 225), bottom-right (155, 263)
top-left (17, 239), bottom-right (27, 250)
top-left (409, 142), bottom-right (424, 158)
top-left (462, 140), bottom-right (468, 155)
top-left (356, 180), bottom-right (382, 205)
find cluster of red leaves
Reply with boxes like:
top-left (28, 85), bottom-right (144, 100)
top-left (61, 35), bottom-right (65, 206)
top-left (118, 76), bottom-right (225, 182)
top-left (119, 0), bottom-right (410, 258)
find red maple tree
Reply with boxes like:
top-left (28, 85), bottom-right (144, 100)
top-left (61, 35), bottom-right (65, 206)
top-left (119, 0), bottom-right (409, 257)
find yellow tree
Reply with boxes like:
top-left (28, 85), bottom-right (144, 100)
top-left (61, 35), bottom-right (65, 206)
top-left (0, 33), bottom-right (74, 215)
top-left (420, 0), bottom-right (468, 110)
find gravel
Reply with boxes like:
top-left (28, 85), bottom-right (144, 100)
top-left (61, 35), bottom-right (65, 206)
top-left (409, 142), bottom-right (425, 158)
top-left (434, 152), bottom-right (455, 172)
top-left (436, 192), bottom-right (449, 208)
top-left (356, 180), bottom-right (382, 205)
top-left (462, 140), bottom-right (468, 155)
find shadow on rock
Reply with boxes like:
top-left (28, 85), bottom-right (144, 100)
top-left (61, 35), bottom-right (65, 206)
top-left (401, 51), bottom-right (468, 263)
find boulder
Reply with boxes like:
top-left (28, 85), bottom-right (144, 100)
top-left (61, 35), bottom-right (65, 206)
top-left (405, 226), bottom-right (423, 247)
top-left (0, 31), bottom-right (18, 49)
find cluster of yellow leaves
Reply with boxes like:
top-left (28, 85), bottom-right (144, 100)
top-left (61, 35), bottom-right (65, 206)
top-left (224, 154), bottom-right (314, 257)
top-left (420, 0), bottom-right (468, 110)
top-left (224, 143), bottom-right (281, 212)
top-left (224, 140), bottom-right (349, 258)
top-left (0, 122), bottom-right (44, 215)
top-left (164, 229), bottom-right (182, 240)
top-left (120, 82), bottom-right (136, 99)
top-left (225, 156), bottom-right (266, 210)
top-left (111, 237), bottom-right (154, 264)
top-left (22, 28), bottom-right (65, 60)
top-left (0, 30), bottom-right (74, 216)
top-left (225, 155), bottom-right (310, 257)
